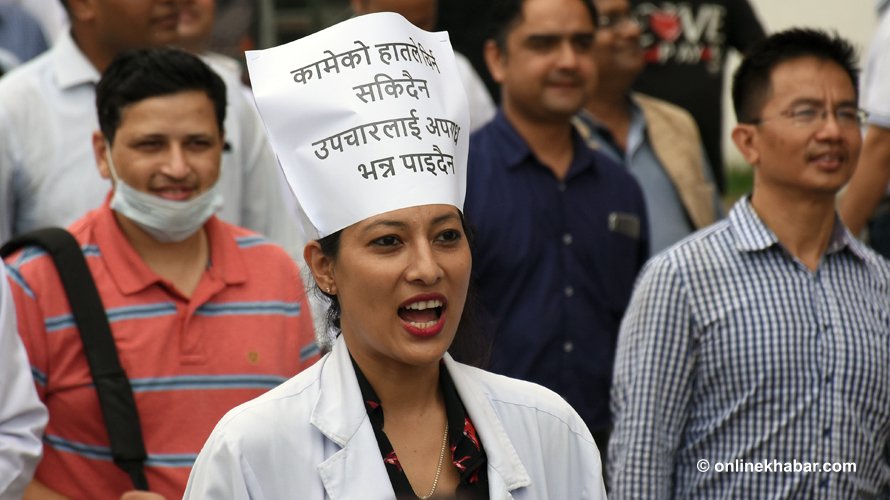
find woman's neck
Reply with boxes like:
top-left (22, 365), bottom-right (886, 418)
top-left (347, 342), bottom-right (460, 496)
top-left (356, 356), bottom-right (442, 415)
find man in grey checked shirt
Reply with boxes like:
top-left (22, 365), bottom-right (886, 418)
top-left (609, 28), bottom-right (890, 498)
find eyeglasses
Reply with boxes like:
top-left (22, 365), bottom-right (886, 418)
top-left (597, 12), bottom-right (639, 30)
top-left (749, 105), bottom-right (868, 129)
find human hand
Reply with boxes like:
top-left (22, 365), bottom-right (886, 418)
top-left (120, 491), bottom-right (166, 500)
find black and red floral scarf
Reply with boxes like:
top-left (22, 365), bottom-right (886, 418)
top-left (352, 357), bottom-right (490, 499)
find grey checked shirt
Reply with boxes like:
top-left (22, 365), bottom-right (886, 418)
top-left (609, 197), bottom-right (890, 499)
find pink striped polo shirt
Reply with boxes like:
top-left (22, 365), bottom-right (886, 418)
top-left (5, 200), bottom-right (320, 499)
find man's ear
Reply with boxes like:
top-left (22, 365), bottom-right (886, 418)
top-left (483, 39), bottom-right (506, 85)
top-left (92, 131), bottom-right (112, 180)
top-left (731, 124), bottom-right (760, 167)
top-left (304, 241), bottom-right (337, 295)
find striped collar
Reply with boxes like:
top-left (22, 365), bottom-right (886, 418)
top-left (92, 196), bottom-right (247, 297)
top-left (729, 195), bottom-right (867, 261)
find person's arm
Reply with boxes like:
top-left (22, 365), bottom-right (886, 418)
top-left (0, 266), bottom-right (47, 500)
top-left (839, 125), bottom-right (890, 235)
top-left (119, 490), bottom-right (165, 500)
top-left (22, 480), bottom-right (160, 500)
top-left (608, 256), bottom-right (696, 497)
top-left (22, 480), bottom-right (67, 500)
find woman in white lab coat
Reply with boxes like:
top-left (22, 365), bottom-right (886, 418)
top-left (184, 11), bottom-right (606, 500)
top-left (184, 205), bottom-right (606, 500)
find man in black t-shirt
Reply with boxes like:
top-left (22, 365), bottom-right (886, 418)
top-left (630, 0), bottom-right (766, 192)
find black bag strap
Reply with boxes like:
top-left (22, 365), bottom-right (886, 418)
top-left (1, 228), bottom-right (149, 491)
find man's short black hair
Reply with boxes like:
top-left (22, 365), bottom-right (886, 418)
top-left (487, 0), bottom-right (598, 50)
top-left (732, 28), bottom-right (859, 124)
top-left (96, 47), bottom-right (227, 143)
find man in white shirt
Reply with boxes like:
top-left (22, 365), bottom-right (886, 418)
top-left (0, 0), bottom-right (303, 259)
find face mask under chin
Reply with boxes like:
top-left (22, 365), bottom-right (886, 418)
top-left (105, 144), bottom-right (223, 243)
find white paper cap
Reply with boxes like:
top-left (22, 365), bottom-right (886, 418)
top-left (246, 12), bottom-right (470, 238)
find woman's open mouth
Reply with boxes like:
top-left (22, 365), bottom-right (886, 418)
top-left (398, 296), bottom-right (447, 337)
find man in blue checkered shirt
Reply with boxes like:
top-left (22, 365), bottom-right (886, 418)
top-left (609, 28), bottom-right (890, 498)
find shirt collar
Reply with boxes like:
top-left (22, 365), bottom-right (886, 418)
top-left (312, 335), bottom-right (368, 446)
top-left (626, 96), bottom-right (647, 156)
top-left (729, 195), bottom-right (865, 260)
top-left (93, 195), bottom-right (248, 296)
top-left (491, 108), bottom-right (601, 178)
top-left (51, 29), bottom-right (101, 90)
top-left (488, 110), bottom-right (535, 169)
top-left (728, 196), bottom-right (778, 252)
top-left (443, 354), bottom-right (532, 491)
top-left (574, 109), bottom-right (609, 152)
top-left (315, 336), bottom-right (530, 493)
top-left (576, 96), bottom-right (646, 161)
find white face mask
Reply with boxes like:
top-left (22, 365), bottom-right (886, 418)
top-left (105, 143), bottom-right (223, 243)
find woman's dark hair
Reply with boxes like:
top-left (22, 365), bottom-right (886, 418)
top-left (315, 230), bottom-right (344, 333)
top-left (314, 211), bottom-right (490, 368)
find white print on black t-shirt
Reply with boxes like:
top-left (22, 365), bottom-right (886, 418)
top-left (635, 2), bottom-right (727, 73)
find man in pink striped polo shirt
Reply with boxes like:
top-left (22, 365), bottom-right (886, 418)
top-left (3, 47), bottom-right (320, 500)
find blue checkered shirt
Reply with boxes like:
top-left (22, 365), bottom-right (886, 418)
top-left (609, 197), bottom-right (890, 498)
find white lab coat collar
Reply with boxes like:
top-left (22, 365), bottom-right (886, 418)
top-left (311, 336), bottom-right (532, 499)
top-left (444, 354), bottom-right (532, 496)
top-left (51, 29), bottom-right (100, 90)
top-left (312, 335), bottom-right (393, 499)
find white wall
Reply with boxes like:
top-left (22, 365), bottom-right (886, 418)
top-left (724, 0), bottom-right (878, 170)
